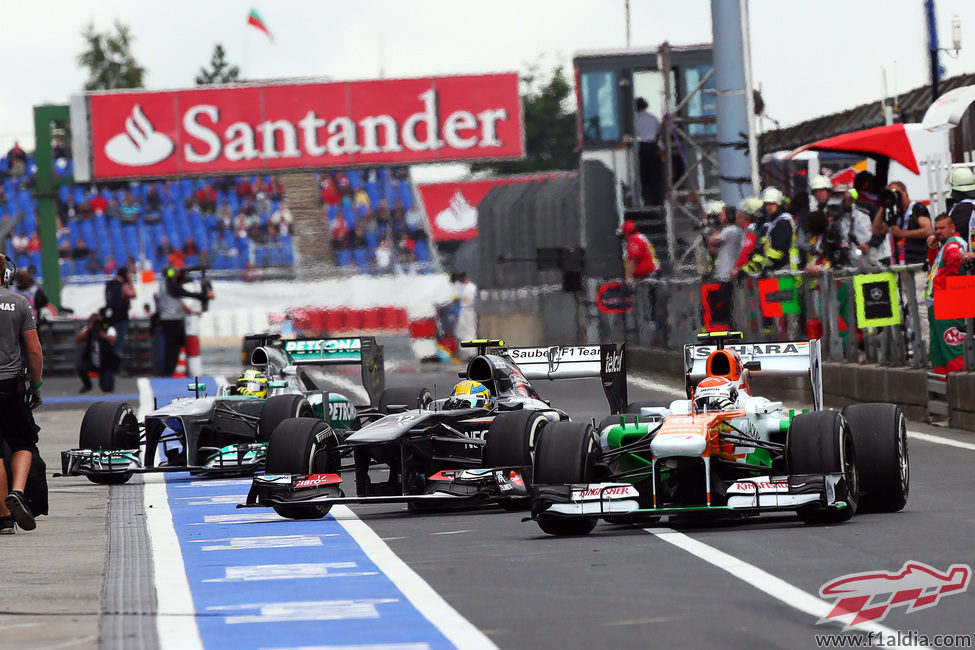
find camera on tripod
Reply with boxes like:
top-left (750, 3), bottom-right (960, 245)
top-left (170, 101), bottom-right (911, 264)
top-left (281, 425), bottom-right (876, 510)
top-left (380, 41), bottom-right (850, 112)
top-left (880, 188), bottom-right (904, 226)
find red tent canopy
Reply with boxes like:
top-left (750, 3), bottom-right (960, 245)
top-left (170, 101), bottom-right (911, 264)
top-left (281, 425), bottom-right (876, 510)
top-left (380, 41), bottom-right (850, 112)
top-left (788, 123), bottom-right (920, 175)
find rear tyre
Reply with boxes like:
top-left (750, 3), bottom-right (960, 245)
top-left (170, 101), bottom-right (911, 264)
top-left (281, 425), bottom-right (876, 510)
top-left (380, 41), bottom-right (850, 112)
top-left (258, 395), bottom-right (314, 442)
top-left (265, 417), bottom-right (340, 519)
top-left (842, 403), bottom-right (909, 513)
top-left (79, 402), bottom-right (140, 485)
top-left (378, 387), bottom-right (433, 414)
top-left (484, 411), bottom-right (549, 510)
top-left (533, 422), bottom-right (600, 536)
top-left (787, 411), bottom-right (858, 525)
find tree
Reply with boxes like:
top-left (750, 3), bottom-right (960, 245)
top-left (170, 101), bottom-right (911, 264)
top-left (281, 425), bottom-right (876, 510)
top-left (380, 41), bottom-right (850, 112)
top-left (472, 63), bottom-right (579, 175)
top-left (196, 44), bottom-right (241, 85)
top-left (77, 20), bottom-right (146, 91)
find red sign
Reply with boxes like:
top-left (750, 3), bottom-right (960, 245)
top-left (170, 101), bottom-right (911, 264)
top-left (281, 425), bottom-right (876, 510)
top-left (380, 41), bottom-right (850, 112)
top-left (934, 275), bottom-right (975, 320)
top-left (417, 174), bottom-right (566, 241)
top-left (77, 74), bottom-right (523, 179)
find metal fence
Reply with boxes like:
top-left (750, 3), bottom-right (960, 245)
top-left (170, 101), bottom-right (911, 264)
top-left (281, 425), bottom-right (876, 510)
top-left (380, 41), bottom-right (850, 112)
top-left (587, 265), bottom-right (975, 371)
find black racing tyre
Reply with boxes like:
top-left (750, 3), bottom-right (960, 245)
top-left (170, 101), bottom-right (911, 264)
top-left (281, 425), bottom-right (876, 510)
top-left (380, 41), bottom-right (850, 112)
top-left (787, 411), bottom-right (858, 525)
top-left (842, 403), bottom-right (909, 513)
top-left (378, 386), bottom-right (433, 414)
top-left (533, 421), bottom-right (600, 536)
top-left (265, 417), bottom-right (340, 519)
top-left (484, 411), bottom-right (548, 468)
top-left (484, 411), bottom-right (549, 511)
top-left (258, 395), bottom-right (314, 442)
top-left (79, 401), bottom-right (140, 485)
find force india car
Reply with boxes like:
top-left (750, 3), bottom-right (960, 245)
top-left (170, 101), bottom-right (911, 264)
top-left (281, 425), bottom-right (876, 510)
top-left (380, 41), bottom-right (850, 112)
top-left (529, 331), bottom-right (910, 536)
top-left (59, 336), bottom-right (387, 484)
top-left (240, 339), bottom-right (629, 519)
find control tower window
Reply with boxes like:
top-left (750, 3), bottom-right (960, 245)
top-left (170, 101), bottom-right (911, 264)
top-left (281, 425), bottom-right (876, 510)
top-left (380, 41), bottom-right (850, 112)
top-left (580, 70), bottom-right (621, 143)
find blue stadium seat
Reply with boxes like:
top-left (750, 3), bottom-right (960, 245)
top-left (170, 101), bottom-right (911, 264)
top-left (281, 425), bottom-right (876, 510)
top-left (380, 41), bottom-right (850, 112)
top-left (352, 248), bottom-right (370, 273)
top-left (415, 240), bottom-right (431, 262)
top-left (347, 170), bottom-right (362, 190)
top-left (336, 249), bottom-right (352, 267)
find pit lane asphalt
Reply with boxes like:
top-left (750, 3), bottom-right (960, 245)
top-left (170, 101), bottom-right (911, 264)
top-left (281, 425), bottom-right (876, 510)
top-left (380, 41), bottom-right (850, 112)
top-left (3, 369), bottom-right (974, 649)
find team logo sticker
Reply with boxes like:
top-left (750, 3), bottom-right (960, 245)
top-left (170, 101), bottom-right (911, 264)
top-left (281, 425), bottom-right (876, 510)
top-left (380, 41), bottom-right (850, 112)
top-left (817, 561), bottom-right (971, 630)
top-left (943, 327), bottom-right (966, 346)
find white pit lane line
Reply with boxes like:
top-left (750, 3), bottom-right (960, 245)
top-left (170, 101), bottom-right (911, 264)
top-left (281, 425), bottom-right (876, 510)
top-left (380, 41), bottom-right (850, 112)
top-left (643, 528), bottom-right (928, 649)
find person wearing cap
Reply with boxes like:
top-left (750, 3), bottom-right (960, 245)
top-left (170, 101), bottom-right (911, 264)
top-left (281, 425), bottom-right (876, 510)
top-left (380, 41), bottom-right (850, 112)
top-left (619, 220), bottom-right (659, 283)
top-left (947, 167), bottom-right (975, 247)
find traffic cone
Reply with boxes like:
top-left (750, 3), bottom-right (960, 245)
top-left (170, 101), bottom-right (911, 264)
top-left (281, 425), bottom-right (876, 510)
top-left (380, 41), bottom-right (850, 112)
top-left (173, 347), bottom-right (188, 378)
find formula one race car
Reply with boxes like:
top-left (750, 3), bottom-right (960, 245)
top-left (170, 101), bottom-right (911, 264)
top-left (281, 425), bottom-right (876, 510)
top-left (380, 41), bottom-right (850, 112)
top-left (60, 336), bottom-right (386, 484)
top-left (529, 331), bottom-right (910, 535)
top-left (240, 339), bottom-right (629, 519)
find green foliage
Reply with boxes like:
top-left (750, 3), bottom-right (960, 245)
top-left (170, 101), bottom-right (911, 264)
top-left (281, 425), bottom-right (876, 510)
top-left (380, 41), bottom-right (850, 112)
top-left (77, 20), bottom-right (146, 91)
top-left (196, 44), bottom-right (241, 85)
top-left (472, 63), bottom-right (579, 175)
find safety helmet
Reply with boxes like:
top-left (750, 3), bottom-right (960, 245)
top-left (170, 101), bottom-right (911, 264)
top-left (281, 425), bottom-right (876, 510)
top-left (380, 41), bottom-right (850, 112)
top-left (950, 167), bottom-right (975, 192)
top-left (809, 175), bottom-right (832, 192)
top-left (738, 196), bottom-right (763, 216)
top-left (444, 380), bottom-right (492, 410)
top-left (693, 376), bottom-right (738, 412)
top-left (237, 369), bottom-right (269, 399)
top-left (705, 200), bottom-right (726, 216)
top-left (761, 187), bottom-right (784, 205)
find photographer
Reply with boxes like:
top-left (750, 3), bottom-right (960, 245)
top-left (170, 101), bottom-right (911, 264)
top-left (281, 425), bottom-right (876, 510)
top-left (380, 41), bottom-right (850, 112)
top-left (75, 309), bottom-right (119, 393)
top-left (872, 180), bottom-right (932, 341)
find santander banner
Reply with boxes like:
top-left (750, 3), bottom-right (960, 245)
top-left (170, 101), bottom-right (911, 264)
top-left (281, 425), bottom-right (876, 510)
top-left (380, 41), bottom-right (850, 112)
top-left (418, 174), bottom-right (568, 242)
top-left (73, 74), bottom-right (523, 180)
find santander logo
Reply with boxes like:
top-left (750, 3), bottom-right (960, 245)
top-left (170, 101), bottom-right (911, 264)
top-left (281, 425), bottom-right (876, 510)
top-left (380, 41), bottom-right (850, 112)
top-left (435, 191), bottom-right (478, 233)
top-left (944, 327), bottom-right (966, 346)
top-left (104, 105), bottom-right (174, 166)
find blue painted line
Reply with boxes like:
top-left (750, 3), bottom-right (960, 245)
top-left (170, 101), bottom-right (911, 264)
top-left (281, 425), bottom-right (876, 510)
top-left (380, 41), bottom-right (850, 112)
top-left (146, 376), bottom-right (459, 648)
top-left (163, 475), bottom-right (455, 648)
top-left (44, 393), bottom-right (141, 405)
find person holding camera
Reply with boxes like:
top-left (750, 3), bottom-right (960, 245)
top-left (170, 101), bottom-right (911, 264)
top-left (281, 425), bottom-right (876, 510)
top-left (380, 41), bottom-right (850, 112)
top-left (0, 254), bottom-right (44, 533)
top-left (75, 310), bottom-right (119, 393)
top-left (871, 180), bottom-right (932, 341)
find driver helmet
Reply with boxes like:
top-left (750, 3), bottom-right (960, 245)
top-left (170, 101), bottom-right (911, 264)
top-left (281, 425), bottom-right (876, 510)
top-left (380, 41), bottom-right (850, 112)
top-left (444, 380), bottom-right (491, 409)
top-left (693, 376), bottom-right (738, 412)
top-left (237, 369), bottom-right (269, 398)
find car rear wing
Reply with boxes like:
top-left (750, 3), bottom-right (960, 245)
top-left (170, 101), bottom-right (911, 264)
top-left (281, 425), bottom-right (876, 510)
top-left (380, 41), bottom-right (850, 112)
top-left (500, 343), bottom-right (627, 413)
top-left (252, 337), bottom-right (385, 407)
top-left (683, 337), bottom-right (823, 411)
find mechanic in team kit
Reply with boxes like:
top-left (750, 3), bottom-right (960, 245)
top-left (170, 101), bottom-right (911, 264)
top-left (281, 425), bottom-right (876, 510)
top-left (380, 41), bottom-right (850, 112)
top-left (0, 255), bottom-right (44, 534)
top-left (619, 219), bottom-right (659, 282)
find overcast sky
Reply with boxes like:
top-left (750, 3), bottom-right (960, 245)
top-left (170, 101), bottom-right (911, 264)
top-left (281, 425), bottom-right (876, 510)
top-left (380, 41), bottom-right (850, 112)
top-left (4, 0), bottom-right (975, 155)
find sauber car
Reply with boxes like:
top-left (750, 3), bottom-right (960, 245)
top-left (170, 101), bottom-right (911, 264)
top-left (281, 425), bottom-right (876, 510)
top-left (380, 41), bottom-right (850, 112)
top-left (240, 339), bottom-right (629, 519)
top-left (529, 331), bottom-right (910, 536)
top-left (59, 336), bottom-right (386, 484)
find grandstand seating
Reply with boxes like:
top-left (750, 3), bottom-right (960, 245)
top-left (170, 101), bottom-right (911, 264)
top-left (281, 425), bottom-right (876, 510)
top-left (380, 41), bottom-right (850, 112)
top-left (2, 159), bottom-right (432, 280)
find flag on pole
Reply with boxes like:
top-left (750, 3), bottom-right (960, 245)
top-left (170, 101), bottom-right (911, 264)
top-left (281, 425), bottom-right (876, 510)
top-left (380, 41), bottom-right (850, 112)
top-left (247, 9), bottom-right (274, 43)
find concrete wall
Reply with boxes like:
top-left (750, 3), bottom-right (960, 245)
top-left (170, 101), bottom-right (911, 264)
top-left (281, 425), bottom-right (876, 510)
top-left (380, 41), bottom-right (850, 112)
top-left (948, 373), bottom-right (975, 431)
top-left (478, 312), bottom-right (545, 346)
top-left (628, 346), bottom-right (937, 428)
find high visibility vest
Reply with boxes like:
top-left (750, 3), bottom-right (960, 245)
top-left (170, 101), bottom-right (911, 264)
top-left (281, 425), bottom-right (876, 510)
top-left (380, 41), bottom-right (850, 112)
top-left (762, 212), bottom-right (799, 271)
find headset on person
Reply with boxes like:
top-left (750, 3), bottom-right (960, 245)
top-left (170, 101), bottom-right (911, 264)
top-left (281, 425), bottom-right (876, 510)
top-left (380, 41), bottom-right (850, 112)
top-left (1, 254), bottom-right (15, 289)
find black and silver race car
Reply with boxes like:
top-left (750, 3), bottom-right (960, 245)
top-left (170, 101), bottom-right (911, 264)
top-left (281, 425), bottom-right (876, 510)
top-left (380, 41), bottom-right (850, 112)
top-left (59, 336), bottom-right (387, 484)
top-left (240, 339), bottom-right (629, 519)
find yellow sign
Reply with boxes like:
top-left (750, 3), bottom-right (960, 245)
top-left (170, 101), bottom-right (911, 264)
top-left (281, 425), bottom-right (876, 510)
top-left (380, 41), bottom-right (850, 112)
top-left (853, 273), bottom-right (901, 328)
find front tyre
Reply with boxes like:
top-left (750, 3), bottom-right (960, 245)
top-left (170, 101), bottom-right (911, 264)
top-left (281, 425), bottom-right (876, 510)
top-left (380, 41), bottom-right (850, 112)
top-left (532, 421), bottom-right (600, 536)
top-left (787, 410), bottom-right (858, 525)
top-left (378, 387), bottom-right (433, 414)
top-left (79, 401), bottom-right (140, 485)
top-left (265, 417), bottom-right (340, 519)
top-left (842, 403), bottom-right (908, 513)
top-left (258, 395), bottom-right (314, 442)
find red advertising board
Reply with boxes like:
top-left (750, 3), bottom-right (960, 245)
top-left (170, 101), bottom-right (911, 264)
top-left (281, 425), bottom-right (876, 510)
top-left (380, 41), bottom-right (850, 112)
top-left (75, 74), bottom-right (523, 180)
top-left (417, 174), bottom-right (567, 241)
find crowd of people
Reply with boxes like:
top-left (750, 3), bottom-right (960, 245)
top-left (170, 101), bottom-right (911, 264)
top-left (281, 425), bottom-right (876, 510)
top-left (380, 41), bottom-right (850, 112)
top-left (693, 169), bottom-right (975, 374)
top-left (320, 168), bottom-right (432, 274)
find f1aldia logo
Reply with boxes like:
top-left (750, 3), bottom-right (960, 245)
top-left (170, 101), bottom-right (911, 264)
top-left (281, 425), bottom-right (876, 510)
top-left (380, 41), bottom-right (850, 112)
top-left (817, 561), bottom-right (971, 630)
top-left (104, 105), bottom-right (174, 166)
